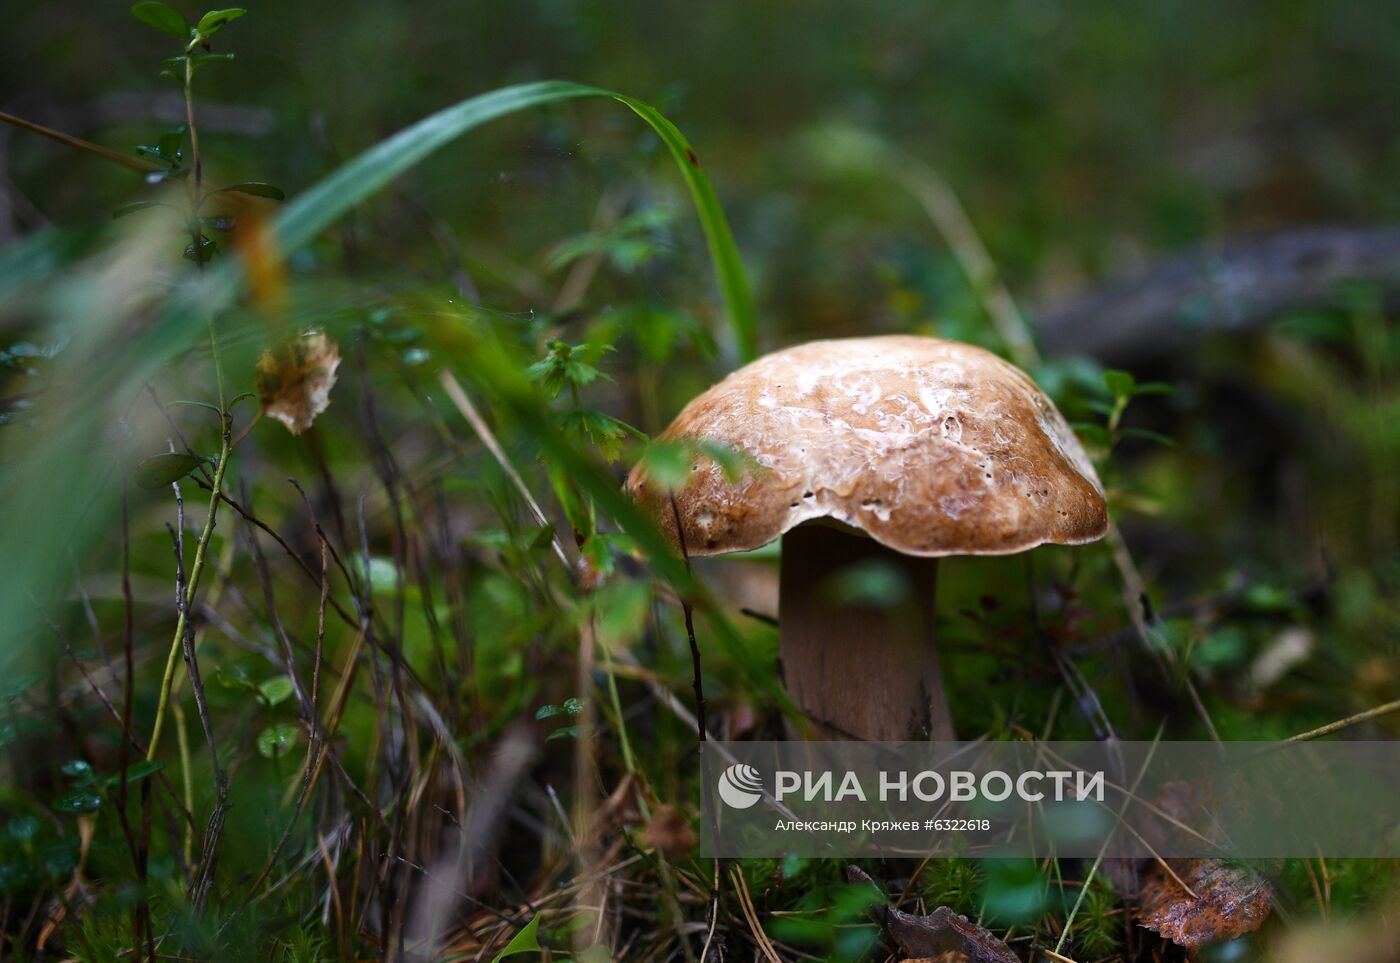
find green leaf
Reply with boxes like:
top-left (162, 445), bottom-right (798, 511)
top-left (490, 914), bottom-right (542, 963)
top-left (157, 126), bottom-right (186, 159)
top-left (256, 723), bottom-right (299, 759)
top-left (194, 7), bottom-right (245, 40)
top-left (258, 675), bottom-right (295, 707)
top-left (1070, 423), bottom-right (1112, 448)
top-left (105, 760), bottom-right (165, 788)
top-left (352, 555), bottom-right (402, 593)
top-left (626, 305), bottom-right (714, 362)
top-left (189, 52), bottom-right (235, 66)
top-left (545, 725), bottom-right (579, 742)
top-left (579, 534), bottom-right (620, 581)
top-left (1117, 427), bottom-right (1177, 447)
top-left (136, 143), bottom-right (179, 165)
top-left (1131, 381), bottom-right (1174, 397)
top-left (560, 409), bottom-right (639, 462)
top-left (1103, 369), bottom-right (1136, 400)
top-left (131, 1), bottom-right (188, 40)
top-left (61, 759), bottom-right (94, 780)
top-left (547, 208), bottom-right (670, 274)
top-left (133, 451), bottom-right (208, 489)
top-left (634, 439), bottom-right (690, 488)
top-left (696, 439), bottom-right (755, 482)
top-left (211, 181), bottom-right (285, 200)
top-left (592, 578), bottom-right (651, 649)
top-left (527, 341), bottom-right (612, 397)
top-left (0, 672), bottom-right (43, 702)
top-left (112, 201), bottom-right (164, 219)
top-left (632, 436), bottom-right (756, 489)
top-left (216, 665), bottom-right (257, 692)
top-left (53, 790), bottom-right (103, 814)
top-left (534, 697), bottom-right (583, 721)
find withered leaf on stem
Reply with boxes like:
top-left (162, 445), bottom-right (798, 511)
top-left (847, 866), bottom-right (1019, 963)
top-left (1137, 858), bottom-right (1275, 949)
top-left (255, 331), bottom-right (341, 435)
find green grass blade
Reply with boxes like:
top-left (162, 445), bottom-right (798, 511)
top-left (274, 81), bottom-right (600, 251)
top-left (272, 80), bottom-right (756, 359)
top-left (613, 95), bottom-right (758, 362)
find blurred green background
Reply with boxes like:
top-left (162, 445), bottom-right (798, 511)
top-left (7, 1), bottom-right (1400, 313)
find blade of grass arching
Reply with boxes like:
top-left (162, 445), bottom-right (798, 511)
top-left (272, 82), bottom-right (600, 252)
top-left (271, 81), bottom-right (756, 360)
top-left (64, 82), bottom-right (752, 474)
top-left (613, 95), bottom-right (757, 362)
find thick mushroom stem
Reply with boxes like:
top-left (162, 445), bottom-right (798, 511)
top-left (778, 523), bottom-right (956, 741)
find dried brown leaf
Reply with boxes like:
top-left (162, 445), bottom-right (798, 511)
top-left (256, 331), bottom-right (341, 434)
top-left (848, 867), bottom-right (1019, 963)
top-left (643, 803), bottom-right (697, 858)
top-left (1137, 858), bottom-right (1274, 949)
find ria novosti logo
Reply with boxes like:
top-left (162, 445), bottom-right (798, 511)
top-left (716, 763), bottom-right (763, 809)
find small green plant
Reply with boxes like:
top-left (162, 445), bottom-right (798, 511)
top-left (123, 3), bottom-right (283, 265)
top-left (1074, 368), bottom-right (1175, 455)
top-left (1061, 877), bottom-right (1123, 959)
top-left (922, 858), bottom-right (983, 914)
top-left (536, 696), bottom-right (586, 741)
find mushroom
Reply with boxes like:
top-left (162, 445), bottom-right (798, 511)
top-left (627, 335), bottom-right (1108, 741)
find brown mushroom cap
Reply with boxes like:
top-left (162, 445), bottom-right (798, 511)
top-left (627, 335), bottom-right (1108, 558)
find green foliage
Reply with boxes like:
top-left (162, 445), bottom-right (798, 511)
top-left (559, 408), bottom-right (639, 462)
top-left (528, 341), bottom-right (612, 398)
top-left (548, 207), bottom-right (673, 274)
top-left (1064, 877), bottom-right (1123, 959)
top-left (536, 696), bottom-right (584, 741)
top-left (632, 436), bottom-right (754, 489)
top-left (258, 674), bottom-right (296, 707)
top-left (256, 722), bottom-right (300, 759)
top-left (490, 914), bottom-right (542, 963)
top-left (132, 451), bottom-right (210, 488)
top-left (209, 182), bottom-right (286, 200)
top-left (130, 1), bottom-right (188, 40)
top-left (194, 7), bottom-right (246, 41)
top-left (921, 859), bottom-right (982, 914)
top-left (1073, 368), bottom-right (1175, 454)
top-left (762, 868), bottom-right (880, 962)
top-left (534, 696), bottom-right (584, 720)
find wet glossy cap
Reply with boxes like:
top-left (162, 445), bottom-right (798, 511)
top-left (626, 335), bottom-right (1108, 557)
